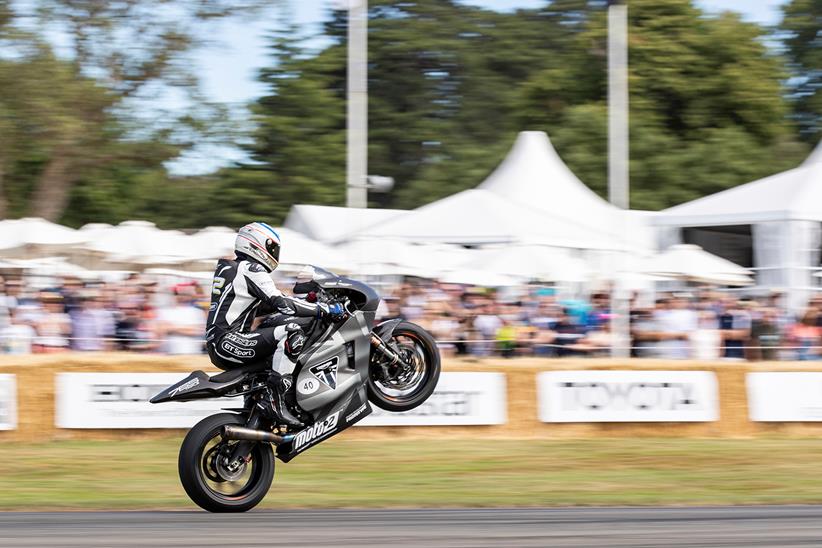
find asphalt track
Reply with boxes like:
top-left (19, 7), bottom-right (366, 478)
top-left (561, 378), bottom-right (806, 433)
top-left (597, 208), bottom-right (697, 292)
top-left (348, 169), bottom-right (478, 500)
top-left (1, 506), bottom-right (821, 547)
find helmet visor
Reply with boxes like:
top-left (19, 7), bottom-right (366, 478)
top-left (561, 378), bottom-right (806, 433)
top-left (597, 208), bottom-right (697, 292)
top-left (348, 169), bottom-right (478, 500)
top-left (266, 239), bottom-right (280, 264)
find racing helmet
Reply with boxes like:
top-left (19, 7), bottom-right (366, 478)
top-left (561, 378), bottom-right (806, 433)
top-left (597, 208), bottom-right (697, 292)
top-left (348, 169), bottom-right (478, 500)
top-left (235, 222), bottom-right (281, 271)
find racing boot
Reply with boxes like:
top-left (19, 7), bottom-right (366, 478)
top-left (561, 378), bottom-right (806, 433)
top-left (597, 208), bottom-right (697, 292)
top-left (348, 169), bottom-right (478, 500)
top-left (267, 371), bottom-right (304, 429)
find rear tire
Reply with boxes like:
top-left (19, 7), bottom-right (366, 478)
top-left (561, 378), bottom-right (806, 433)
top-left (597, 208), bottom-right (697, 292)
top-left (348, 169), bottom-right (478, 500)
top-left (178, 413), bottom-right (274, 513)
top-left (368, 321), bottom-right (441, 412)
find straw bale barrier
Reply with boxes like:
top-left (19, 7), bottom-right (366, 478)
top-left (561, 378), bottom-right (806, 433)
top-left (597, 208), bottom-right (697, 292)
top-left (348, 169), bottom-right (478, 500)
top-left (1, 354), bottom-right (821, 441)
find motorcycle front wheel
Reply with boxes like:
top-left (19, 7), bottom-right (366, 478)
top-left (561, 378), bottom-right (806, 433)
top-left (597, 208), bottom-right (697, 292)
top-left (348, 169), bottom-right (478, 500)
top-left (178, 413), bottom-right (274, 513)
top-left (368, 321), bottom-right (441, 412)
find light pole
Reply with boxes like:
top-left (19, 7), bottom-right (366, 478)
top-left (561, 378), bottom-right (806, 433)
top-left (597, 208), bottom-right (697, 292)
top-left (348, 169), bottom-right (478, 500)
top-left (346, 0), bottom-right (368, 209)
top-left (608, 0), bottom-right (630, 358)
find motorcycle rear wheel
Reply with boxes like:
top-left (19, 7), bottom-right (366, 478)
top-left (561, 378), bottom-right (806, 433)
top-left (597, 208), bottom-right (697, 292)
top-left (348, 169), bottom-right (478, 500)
top-left (368, 321), bottom-right (441, 412)
top-left (178, 413), bottom-right (274, 513)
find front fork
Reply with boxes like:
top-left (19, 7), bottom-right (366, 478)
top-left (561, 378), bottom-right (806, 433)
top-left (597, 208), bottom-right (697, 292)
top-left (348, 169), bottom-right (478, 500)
top-left (370, 332), bottom-right (414, 383)
top-left (371, 333), bottom-right (402, 365)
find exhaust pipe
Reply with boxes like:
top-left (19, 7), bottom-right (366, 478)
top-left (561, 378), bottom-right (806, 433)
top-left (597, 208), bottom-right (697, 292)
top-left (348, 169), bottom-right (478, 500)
top-left (222, 425), bottom-right (292, 445)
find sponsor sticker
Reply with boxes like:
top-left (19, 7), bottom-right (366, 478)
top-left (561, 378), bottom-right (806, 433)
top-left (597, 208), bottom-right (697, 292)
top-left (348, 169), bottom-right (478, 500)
top-left (223, 333), bottom-right (259, 347)
top-left (345, 403), bottom-right (367, 423)
top-left (221, 340), bottom-right (256, 358)
top-left (297, 377), bottom-right (320, 395)
top-left (169, 377), bottom-right (200, 398)
top-left (294, 411), bottom-right (340, 450)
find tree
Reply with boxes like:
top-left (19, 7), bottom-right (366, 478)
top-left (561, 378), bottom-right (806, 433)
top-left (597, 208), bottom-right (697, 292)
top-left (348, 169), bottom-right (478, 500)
top-left (0, 0), bottom-right (265, 221)
top-left (236, 0), bottom-right (804, 216)
top-left (780, 0), bottom-right (822, 144)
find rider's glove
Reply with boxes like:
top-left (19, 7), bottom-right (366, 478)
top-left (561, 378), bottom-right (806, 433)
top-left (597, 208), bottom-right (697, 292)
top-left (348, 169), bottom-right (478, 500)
top-left (318, 302), bottom-right (345, 321)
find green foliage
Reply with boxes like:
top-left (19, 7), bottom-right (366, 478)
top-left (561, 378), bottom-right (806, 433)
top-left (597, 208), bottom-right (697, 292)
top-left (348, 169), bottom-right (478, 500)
top-left (226, 0), bottom-right (807, 220)
top-left (780, 0), bottom-right (822, 143)
top-left (0, 0), bottom-right (815, 227)
top-left (0, 1), bottom-right (265, 222)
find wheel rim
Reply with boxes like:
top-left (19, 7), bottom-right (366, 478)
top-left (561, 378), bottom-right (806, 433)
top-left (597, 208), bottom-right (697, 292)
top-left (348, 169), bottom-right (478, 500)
top-left (199, 431), bottom-right (262, 500)
top-left (372, 332), bottom-right (430, 402)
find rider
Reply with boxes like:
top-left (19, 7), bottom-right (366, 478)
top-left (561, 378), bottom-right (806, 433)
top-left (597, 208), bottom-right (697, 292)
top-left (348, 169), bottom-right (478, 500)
top-left (205, 222), bottom-right (345, 428)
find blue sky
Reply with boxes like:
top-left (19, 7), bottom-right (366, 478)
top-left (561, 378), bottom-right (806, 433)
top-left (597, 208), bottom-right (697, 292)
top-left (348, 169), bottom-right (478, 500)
top-left (176, 0), bottom-right (789, 173)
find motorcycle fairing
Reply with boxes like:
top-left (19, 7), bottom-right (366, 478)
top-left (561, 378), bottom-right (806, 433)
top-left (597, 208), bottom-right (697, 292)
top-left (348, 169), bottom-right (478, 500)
top-left (276, 384), bottom-right (372, 463)
top-left (149, 369), bottom-right (252, 403)
top-left (294, 312), bottom-right (371, 413)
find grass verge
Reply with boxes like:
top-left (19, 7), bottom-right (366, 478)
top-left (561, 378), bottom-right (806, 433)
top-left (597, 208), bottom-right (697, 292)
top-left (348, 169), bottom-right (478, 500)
top-left (3, 437), bottom-right (822, 509)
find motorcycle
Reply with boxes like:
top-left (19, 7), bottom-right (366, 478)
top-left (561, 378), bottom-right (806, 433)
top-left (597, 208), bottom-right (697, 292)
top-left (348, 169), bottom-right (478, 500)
top-left (150, 265), bottom-right (441, 512)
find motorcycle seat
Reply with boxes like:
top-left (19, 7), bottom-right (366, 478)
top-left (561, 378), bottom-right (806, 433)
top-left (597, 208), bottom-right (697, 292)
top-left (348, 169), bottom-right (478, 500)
top-left (210, 360), bottom-right (271, 384)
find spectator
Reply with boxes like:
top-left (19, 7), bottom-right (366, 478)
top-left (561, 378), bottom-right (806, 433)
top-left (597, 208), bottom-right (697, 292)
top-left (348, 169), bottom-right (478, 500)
top-left (71, 291), bottom-right (116, 351)
top-left (156, 283), bottom-right (206, 355)
top-left (789, 310), bottom-right (820, 361)
top-left (654, 295), bottom-right (697, 359)
top-left (552, 308), bottom-right (587, 357)
top-left (472, 302), bottom-right (503, 357)
top-left (690, 310), bottom-right (721, 360)
top-left (749, 306), bottom-right (781, 361)
top-left (719, 298), bottom-right (752, 360)
top-left (34, 292), bottom-right (72, 353)
top-left (0, 277), bottom-right (14, 328)
top-left (0, 307), bottom-right (36, 354)
top-left (630, 307), bottom-right (657, 358)
top-left (115, 304), bottom-right (157, 352)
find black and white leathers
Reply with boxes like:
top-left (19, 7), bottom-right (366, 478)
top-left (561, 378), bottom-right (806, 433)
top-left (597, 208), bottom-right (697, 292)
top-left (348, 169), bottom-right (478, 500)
top-left (206, 256), bottom-right (328, 373)
top-left (205, 257), bottom-right (323, 357)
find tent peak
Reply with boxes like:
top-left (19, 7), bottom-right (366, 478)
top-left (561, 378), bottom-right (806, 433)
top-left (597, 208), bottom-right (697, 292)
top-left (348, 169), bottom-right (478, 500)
top-left (804, 140), bottom-right (822, 166)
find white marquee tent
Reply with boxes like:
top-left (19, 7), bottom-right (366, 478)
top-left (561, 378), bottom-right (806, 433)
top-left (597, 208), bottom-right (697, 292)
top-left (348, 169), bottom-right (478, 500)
top-left (362, 131), bottom-right (654, 254)
top-left (284, 204), bottom-right (408, 244)
top-left (654, 141), bottom-right (822, 309)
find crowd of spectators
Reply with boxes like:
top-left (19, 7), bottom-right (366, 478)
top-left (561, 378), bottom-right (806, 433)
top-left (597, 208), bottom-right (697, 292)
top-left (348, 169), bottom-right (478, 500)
top-left (382, 282), bottom-right (814, 361)
top-left (1, 273), bottom-right (821, 361)
top-left (0, 275), bottom-right (208, 355)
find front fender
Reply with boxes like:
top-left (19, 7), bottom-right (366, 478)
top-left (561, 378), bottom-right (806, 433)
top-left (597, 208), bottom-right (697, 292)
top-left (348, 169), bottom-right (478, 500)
top-left (372, 318), bottom-right (403, 341)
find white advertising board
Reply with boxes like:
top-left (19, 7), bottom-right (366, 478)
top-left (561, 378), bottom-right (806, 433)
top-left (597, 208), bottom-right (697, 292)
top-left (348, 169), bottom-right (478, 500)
top-left (357, 372), bottom-right (507, 426)
top-left (747, 372), bottom-right (822, 421)
top-left (0, 374), bottom-right (17, 430)
top-left (56, 373), bottom-right (241, 429)
top-left (537, 370), bottom-right (719, 423)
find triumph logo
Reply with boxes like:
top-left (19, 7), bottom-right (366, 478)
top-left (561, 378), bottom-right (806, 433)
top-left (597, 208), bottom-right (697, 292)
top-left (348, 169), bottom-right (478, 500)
top-left (309, 357), bottom-right (339, 389)
top-left (294, 411), bottom-right (340, 450)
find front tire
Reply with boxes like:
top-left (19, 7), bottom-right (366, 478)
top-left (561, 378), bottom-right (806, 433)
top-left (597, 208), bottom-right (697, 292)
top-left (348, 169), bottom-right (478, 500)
top-left (178, 413), bottom-right (274, 513)
top-left (368, 321), bottom-right (441, 412)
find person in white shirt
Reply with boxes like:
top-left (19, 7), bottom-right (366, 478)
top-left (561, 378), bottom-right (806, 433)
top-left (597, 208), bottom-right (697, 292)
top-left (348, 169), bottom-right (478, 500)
top-left (0, 308), bottom-right (36, 354)
top-left (157, 284), bottom-right (207, 355)
top-left (654, 295), bottom-right (698, 359)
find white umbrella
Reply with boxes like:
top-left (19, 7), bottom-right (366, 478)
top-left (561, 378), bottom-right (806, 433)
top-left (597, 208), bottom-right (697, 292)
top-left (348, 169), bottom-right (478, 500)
top-left (439, 269), bottom-right (522, 287)
top-left (0, 218), bottom-right (88, 258)
top-left (75, 220), bottom-right (193, 264)
top-left (143, 268), bottom-right (214, 281)
top-left (642, 244), bottom-right (753, 286)
top-left (185, 226), bottom-right (236, 261)
top-left (457, 245), bottom-right (591, 283)
top-left (340, 238), bottom-right (470, 277)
